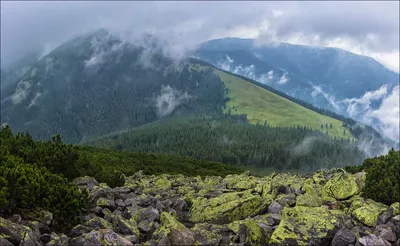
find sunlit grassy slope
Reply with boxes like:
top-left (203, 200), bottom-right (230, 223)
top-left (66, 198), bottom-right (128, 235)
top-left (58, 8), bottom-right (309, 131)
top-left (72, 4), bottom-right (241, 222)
top-left (189, 63), bottom-right (352, 139)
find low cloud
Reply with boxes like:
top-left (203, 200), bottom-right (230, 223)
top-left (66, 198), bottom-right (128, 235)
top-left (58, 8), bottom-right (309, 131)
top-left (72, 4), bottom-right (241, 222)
top-left (310, 84), bottom-right (340, 110)
top-left (277, 73), bottom-right (289, 85)
top-left (154, 85), bottom-right (192, 118)
top-left (11, 80), bottom-right (32, 105)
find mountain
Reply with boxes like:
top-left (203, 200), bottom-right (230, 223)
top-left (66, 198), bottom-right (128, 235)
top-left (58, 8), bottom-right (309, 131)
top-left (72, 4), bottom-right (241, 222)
top-left (0, 30), bottom-right (390, 167)
top-left (193, 38), bottom-right (399, 141)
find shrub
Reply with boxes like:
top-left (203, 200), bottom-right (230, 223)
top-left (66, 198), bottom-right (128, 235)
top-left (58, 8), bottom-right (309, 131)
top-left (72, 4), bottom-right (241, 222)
top-left (347, 148), bottom-right (400, 205)
top-left (0, 153), bottom-right (87, 229)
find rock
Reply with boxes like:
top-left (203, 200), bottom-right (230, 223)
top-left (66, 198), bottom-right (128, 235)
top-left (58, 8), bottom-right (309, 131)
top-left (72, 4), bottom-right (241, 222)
top-left (40, 233), bottom-right (51, 244)
top-left (272, 173), bottom-right (304, 192)
top-left (115, 199), bottom-right (126, 208)
top-left (377, 208), bottom-right (393, 225)
top-left (0, 238), bottom-right (13, 246)
top-left (112, 213), bottom-right (140, 236)
top-left (296, 193), bottom-right (322, 207)
top-left (69, 224), bottom-right (92, 238)
top-left (24, 210), bottom-right (53, 226)
top-left (168, 229), bottom-right (196, 245)
top-left (270, 213), bottom-right (282, 225)
top-left (269, 206), bottom-right (344, 245)
top-left (358, 234), bottom-right (391, 246)
top-left (156, 213), bottom-right (196, 245)
top-left (224, 173), bottom-right (257, 190)
top-left (352, 199), bottom-right (388, 227)
top-left (228, 219), bottom-right (268, 245)
top-left (85, 216), bottom-right (114, 230)
top-left (172, 198), bottom-right (188, 212)
top-left (123, 234), bottom-right (139, 244)
top-left (391, 202), bottom-right (400, 215)
top-left (190, 192), bottom-right (265, 223)
top-left (72, 176), bottom-right (99, 190)
top-left (139, 206), bottom-right (160, 222)
top-left (276, 193), bottom-right (296, 207)
top-left (96, 197), bottom-right (116, 209)
top-left (89, 186), bottom-right (114, 204)
top-left (345, 219), bottom-right (354, 229)
top-left (9, 214), bottom-right (22, 224)
top-left (69, 229), bottom-right (133, 245)
top-left (268, 201), bottom-right (283, 214)
top-left (375, 225), bottom-right (397, 242)
top-left (142, 175), bottom-right (172, 194)
top-left (331, 228), bottom-right (356, 246)
top-left (46, 232), bottom-right (69, 246)
top-left (0, 216), bottom-right (41, 245)
top-left (321, 170), bottom-right (360, 200)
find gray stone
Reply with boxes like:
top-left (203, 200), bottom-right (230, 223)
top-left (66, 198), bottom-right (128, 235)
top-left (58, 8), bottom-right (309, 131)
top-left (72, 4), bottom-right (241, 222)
top-left (168, 229), bottom-right (195, 246)
top-left (124, 234), bottom-right (139, 244)
top-left (84, 216), bottom-right (114, 230)
top-left (40, 233), bottom-right (51, 244)
top-left (0, 238), bottom-right (13, 246)
top-left (9, 214), bottom-right (22, 224)
top-left (358, 234), bottom-right (391, 246)
top-left (72, 176), bottom-right (99, 190)
top-left (331, 228), bottom-right (356, 246)
top-left (69, 225), bottom-right (92, 238)
top-left (268, 201), bottom-right (284, 214)
top-left (375, 225), bottom-right (397, 242)
top-left (69, 229), bottom-right (133, 246)
top-left (139, 207), bottom-right (160, 222)
top-left (0, 216), bottom-right (41, 245)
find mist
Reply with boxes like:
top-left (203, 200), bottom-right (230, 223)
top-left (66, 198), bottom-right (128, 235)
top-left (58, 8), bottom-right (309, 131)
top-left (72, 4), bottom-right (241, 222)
top-left (154, 85), bottom-right (192, 119)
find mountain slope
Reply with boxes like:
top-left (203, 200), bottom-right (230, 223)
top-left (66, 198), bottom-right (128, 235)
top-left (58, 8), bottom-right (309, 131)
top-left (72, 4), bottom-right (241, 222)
top-left (194, 37), bottom-right (399, 115)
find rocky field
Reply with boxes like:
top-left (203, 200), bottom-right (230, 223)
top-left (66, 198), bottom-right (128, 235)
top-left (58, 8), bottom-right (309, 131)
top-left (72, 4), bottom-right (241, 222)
top-left (1, 169), bottom-right (399, 245)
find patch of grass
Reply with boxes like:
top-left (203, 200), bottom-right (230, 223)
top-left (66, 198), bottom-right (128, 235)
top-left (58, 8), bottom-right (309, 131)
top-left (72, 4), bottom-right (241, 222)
top-left (214, 69), bottom-right (353, 139)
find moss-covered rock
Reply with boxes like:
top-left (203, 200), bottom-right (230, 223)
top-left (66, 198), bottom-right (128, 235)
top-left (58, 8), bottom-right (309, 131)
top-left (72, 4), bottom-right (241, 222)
top-left (390, 202), bottom-right (400, 215)
top-left (269, 206), bottom-right (344, 245)
top-left (224, 173), bottom-right (256, 190)
top-left (69, 229), bottom-right (133, 245)
top-left (112, 213), bottom-right (140, 236)
top-left (0, 217), bottom-right (41, 245)
top-left (352, 199), bottom-right (388, 227)
top-left (296, 193), bottom-right (323, 207)
top-left (190, 192), bottom-right (264, 223)
top-left (142, 175), bottom-right (172, 194)
top-left (85, 216), bottom-right (114, 230)
top-left (322, 170), bottom-right (360, 200)
top-left (271, 173), bottom-right (304, 191)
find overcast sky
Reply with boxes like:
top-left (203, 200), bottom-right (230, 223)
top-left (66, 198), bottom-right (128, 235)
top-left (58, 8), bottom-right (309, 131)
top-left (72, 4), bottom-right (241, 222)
top-left (1, 1), bottom-right (399, 72)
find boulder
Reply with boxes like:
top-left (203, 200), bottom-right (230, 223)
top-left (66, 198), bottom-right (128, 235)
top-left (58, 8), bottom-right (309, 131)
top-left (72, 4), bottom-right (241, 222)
top-left (268, 201), bottom-right (283, 214)
top-left (0, 216), bottom-right (41, 245)
top-left (69, 225), bottom-right (92, 238)
top-left (69, 229), bottom-right (133, 245)
top-left (331, 228), bottom-right (356, 246)
top-left (224, 173), bottom-right (257, 190)
top-left (358, 234), bottom-right (391, 246)
top-left (142, 175), bottom-right (172, 194)
top-left (352, 199), bottom-right (388, 227)
top-left (139, 207), bottom-right (160, 222)
top-left (152, 212), bottom-right (195, 244)
top-left (9, 214), bottom-right (22, 224)
top-left (72, 176), bottom-right (99, 190)
top-left (391, 202), bottom-right (400, 216)
top-left (45, 232), bottom-right (69, 246)
top-left (24, 210), bottom-right (53, 226)
top-left (112, 213), bottom-right (140, 236)
top-left (40, 234), bottom-right (51, 244)
top-left (85, 216), bottom-right (114, 230)
top-left (96, 197), bottom-right (116, 209)
top-left (0, 238), bottom-right (14, 246)
top-left (296, 193), bottom-right (323, 207)
top-left (375, 225), bottom-right (397, 242)
top-left (190, 192), bottom-right (264, 223)
top-left (269, 206), bottom-right (344, 245)
top-left (321, 170), bottom-right (360, 200)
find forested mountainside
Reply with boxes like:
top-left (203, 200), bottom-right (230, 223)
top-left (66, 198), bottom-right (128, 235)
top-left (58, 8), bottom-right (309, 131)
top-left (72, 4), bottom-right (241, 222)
top-left (0, 30), bottom-right (390, 163)
top-left (87, 116), bottom-right (365, 173)
top-left (1, 126), bottom-right (399, 245)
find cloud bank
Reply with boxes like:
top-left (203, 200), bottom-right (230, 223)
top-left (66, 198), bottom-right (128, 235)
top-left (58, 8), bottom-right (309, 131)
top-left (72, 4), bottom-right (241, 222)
top-left (1, 1), bottom-right (398, 72)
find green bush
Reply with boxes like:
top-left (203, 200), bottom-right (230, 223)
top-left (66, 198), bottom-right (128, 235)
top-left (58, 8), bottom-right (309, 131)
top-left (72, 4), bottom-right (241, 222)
top-left (346, 148), bottom-right (400, 205)
top-left (0, 153), bottom-right (87, 229)
top-left (362, 149), bottom-right (400, 205)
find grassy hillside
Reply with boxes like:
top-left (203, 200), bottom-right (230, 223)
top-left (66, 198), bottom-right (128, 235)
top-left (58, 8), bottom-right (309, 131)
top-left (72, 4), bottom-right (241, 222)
top-left (211, 67), bottom-right (353, 139)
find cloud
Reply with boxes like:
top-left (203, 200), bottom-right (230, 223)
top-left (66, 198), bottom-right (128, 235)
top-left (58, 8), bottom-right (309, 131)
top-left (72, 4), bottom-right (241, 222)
top-left (154, 85), bottom-right (192, 118)
top-left (277, 73), bottom-right (289, 85)
top-left (342, 85), bottom-right (399, 142)
top-left (11, 80), bottom-right (32, 105)
top-left (1, 2), bottom-right (398, 72)
top-left (310, 84), bottom-right (340, 110)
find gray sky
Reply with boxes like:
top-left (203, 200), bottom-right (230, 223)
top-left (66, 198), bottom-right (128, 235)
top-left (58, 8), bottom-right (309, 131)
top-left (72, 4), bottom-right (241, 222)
top-left (1, 1), bottom-right (399, 72)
